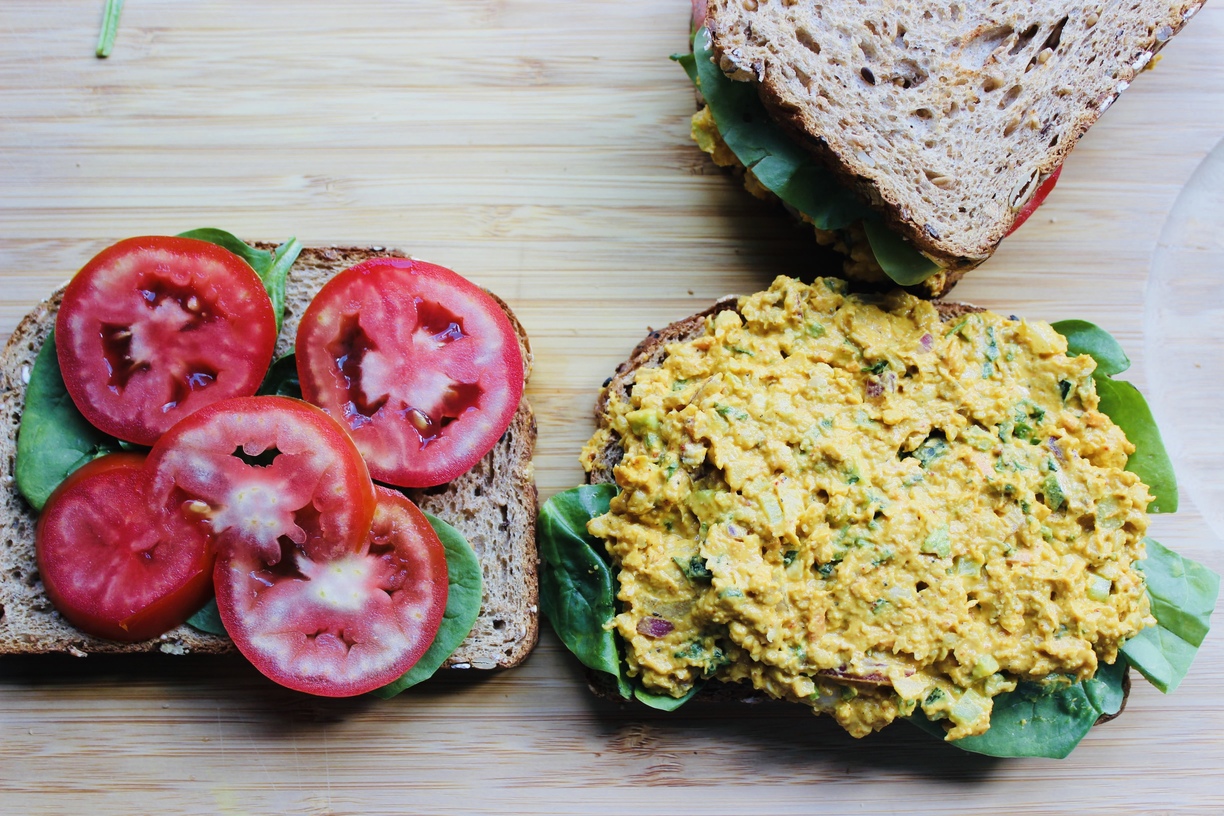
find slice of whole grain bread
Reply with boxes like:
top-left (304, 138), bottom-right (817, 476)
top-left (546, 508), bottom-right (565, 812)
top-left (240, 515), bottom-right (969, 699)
top-left (704, 0), bottom-right (1203, 268)
top-left (0, 245), bottom-right (538, 670)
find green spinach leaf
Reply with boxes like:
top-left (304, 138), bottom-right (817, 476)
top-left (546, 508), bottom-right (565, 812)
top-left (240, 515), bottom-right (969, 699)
top-left (15, 330), bottom-right (122, 511)
top-left (540, 485), bottom-right (712, 708)
top-left (185, 598), bottom-right (226, 637)
top-left (372, 513), bottom-right (484, 698)
top-left (258, 354), bottom-right (302, 398)
top-left (683, 29), bottom-right (935, 285)
top-left (909, 659), bottom-right (1127, 758)
top-left (690, 29), bottom-right (869, 232)
top-left (1048, 321), bottom-right (1176, 512)
top-left (1093, 376), bottom-right (1178, 513)
top-left (538, 484), bottom-right (628, 696)
top-left (863, 219), bottom-right (941, 286)
top-left (1121, 538), bottom-right (1219, 693)
top-left (635, 682), bottom-right (705, 711)
top-left (177, 228), bottom-right (302, 331)
top-left (1050, 319), bottom-right (1130, 377)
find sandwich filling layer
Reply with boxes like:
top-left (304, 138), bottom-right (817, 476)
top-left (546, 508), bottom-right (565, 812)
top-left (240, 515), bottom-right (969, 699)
top-left (581, 277), bottom-right (1152, 739)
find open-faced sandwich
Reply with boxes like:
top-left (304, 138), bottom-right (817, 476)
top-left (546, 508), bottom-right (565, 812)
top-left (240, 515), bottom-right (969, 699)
top-left (677, 0), bottom-right (1204, 295)
top-left (0, 230), bottom-right (538, 697)
top-left (539, 275), bottom-right (1217, 758)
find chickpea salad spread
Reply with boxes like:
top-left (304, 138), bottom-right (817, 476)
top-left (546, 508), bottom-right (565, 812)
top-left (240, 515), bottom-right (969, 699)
top-left (580, 277), bottom-right (1155, 740)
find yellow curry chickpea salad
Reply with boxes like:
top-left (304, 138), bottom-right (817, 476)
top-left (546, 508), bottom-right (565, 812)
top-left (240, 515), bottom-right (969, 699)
top-left (580, 277), bottom-right (1153, 741)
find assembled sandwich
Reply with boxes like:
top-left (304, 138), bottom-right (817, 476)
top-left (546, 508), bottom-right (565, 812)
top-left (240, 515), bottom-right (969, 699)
top-left (0, 231), bottom-right (538, 697)
top-left (540, 276), bottom-right (1217, 758)
top-left (677, 0), bottom-right (1204, 295)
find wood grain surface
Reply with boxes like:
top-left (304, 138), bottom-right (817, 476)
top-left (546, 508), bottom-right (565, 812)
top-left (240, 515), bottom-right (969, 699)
top-left (2, 2), bottom-right (1222, 814)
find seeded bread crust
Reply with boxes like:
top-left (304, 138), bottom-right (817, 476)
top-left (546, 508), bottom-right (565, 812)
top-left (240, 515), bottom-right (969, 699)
top-left (581, 294), bottom-right (1128, 721)
top-left (0, 245), bottom-right (538, 670)
top-left (704, 0), bottom-right (1204, 268)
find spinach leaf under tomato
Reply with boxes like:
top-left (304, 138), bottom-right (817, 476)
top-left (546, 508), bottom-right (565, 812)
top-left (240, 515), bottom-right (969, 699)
top-left (1050, 320), bottom-right (1177, 512)
top-left (15, 330), bottom-right (123, 511)
top-left (188, 511), bottom-right (486, 695)
top-left (677, 28), bottom-right (937, 286)
top-left (371, 512), bottom-right (484, 697)
top-left (14, 230), bottom-right (299, 508)
top-left (177, 228), bottom-right (301, 331)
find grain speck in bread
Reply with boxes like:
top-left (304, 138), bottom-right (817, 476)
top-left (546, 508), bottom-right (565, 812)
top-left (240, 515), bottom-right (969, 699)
top-left (704, 0), bottom-right (1203, 268)
top-left (0, 245), bottom-right (538, 671)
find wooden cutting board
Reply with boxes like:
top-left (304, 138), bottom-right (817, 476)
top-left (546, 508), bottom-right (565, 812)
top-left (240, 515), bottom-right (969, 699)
top-left (1, 2), bottom-right (1222, 813)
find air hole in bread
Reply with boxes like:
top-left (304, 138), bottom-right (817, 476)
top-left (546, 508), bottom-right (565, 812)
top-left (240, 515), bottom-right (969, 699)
top-left (493, 619), bottom-right (505, 630)
top-left (982, 76), bottom-right (1002, 93)
top-left (740, 0), bottom-right (758, 11)
top-left (0, 601), bottom-right (5, 624)
top-left (864, 20), bottom-right (879, 37)
top-left (999, 84), bottom-right (1023, 109)
top-left (1010, 23), bottom-right (1040, 55)
top-left (960, 24), bottom-right (1013, 70)
top-left (795, 27), bottom-right (821, 56)
top-left (1042, 16), bottom-right (1069, 52)
top-left (1004, 115), bottom-right (1022, 138)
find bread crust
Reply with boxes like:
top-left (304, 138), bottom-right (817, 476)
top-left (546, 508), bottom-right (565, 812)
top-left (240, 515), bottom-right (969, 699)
top-left (704, 0), bottom-right (1205, 267)
top-left (0, 245), bottom-right (538, 670)
top-left (582, 293), bottom-right (1129, 721)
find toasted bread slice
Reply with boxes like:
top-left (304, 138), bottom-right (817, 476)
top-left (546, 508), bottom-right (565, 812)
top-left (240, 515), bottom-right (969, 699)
top-left (703, 0), bottom-right (1203, 270)
top-left (0, 245), bottom-right (538, 671)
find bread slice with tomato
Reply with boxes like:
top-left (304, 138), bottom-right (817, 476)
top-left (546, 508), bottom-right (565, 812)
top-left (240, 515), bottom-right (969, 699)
top-left (0, 238), bottom-right (537, 685)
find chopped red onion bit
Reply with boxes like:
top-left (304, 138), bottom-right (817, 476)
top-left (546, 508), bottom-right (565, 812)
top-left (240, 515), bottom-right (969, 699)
top-left (637, 616), bottom-right (675, 639)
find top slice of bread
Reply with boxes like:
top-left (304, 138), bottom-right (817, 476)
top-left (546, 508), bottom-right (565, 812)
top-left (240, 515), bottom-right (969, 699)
top-left (0, 245), bottom-right (538, 671)
top-left (705, 0), bottom-right (1204, 267)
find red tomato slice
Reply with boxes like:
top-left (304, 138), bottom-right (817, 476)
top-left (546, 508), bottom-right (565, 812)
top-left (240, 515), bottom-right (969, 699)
top-left (214, 486), bottom-right (449, 697)
top-left (296, 258), bottom-right (525, 488)
top-left (35, 453), bottom-right (214, 642)
top-left (56, 236), bottom-right (278, 446)
top-left (1006, 165), bottom-right (1063, 237)
top-left (146, 396), bottom-right (377, 564)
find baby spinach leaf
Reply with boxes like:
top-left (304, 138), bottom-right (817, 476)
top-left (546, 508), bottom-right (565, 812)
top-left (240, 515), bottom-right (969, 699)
top-left (15, 330), bottom-right (122, 511)
top-left (1093, 376), bottom-right (1178, 513)
top-left (538, 484), bottom-right (629, 696)
top-left (258, 354), bottom-right (302, 398)
top-left (690, 29), bottom-right (869, 232)
top-left (671, 51), bottom-right (697, 83)
top-left (372, 513), bottom-right (484, 698)
top-left (1047, 320), bottom-right (1175, 512)
top-left (635, 681), bottom-right (704, 711)
top-left (908, 659), bottom-right (1127, 758)
top-left (863, 219), bottom-right (941, 287)
top-left (186, 598), bottom-right (226, 637)
top-left (1050, 319), bottom-right (1130, 377)
top-left (684, 29), bottom-right (936, 285)
top-left (540, 485), bottom-right (710, 709)
top-left (177, 229), bottom-right (301, 331)
top-left (1121, 538), bottom-right (1219, 693)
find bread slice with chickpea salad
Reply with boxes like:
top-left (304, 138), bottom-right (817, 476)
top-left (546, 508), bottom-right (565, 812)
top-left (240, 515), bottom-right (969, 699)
top-left (0, 231), bottom-right (537, 695)
top-left (539, 275), bottom-right (1217, 758)
top-left (677, 0), bottom-right (1205, 296)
